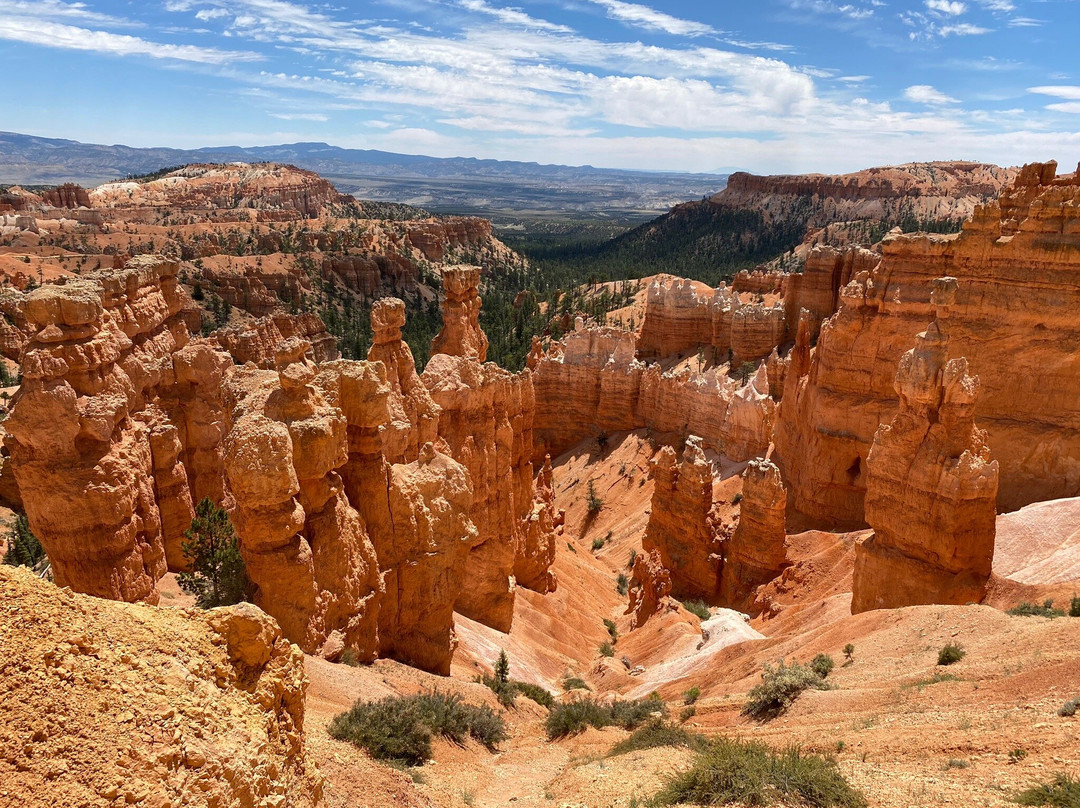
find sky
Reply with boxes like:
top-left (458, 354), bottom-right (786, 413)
top-left (2, 0), bottom-right (1080, 173)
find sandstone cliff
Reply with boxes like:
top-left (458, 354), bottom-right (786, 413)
top-left (641, 439), bottom-right (721, 603)
top-left (626, 547), bottom-right (674, 630)
top-left (0, 566), bottom-right (321, 807)
top-left (212, 312), bottom-right (339, 367)
top-left (851, 278), bottom-right (998, 612)
top-left (774, 161), bottom-right (1080, 521)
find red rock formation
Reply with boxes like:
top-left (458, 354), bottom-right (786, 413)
top-left (405, 218), bottom-right (494, 262)
top-left (637, 277), bottom-right (731, 360)
top-left (197, 261), bottom-right (310, 317)
top-left (431, 266), bottom-right (488, 362)
top-left (851, 278), bottom-right (998, 612)
top-left (774, 162), bottom-right (1080, 521)
top-left (782, 245), bottom-right (878, 340)
top-left (367, 297), bottom-right (439, 463)
top-left (533, 323), bottom-right (775, 463)
top-left (90, 163), bottom-right (352, 217)
top-left (223, 338), bottom-right (383, 657)
top-left (734, 268), bottom-right (786, 296)
top-left (4, 257), bottom-right (211, 603)
top-left (515, 456), bottom-right (560, 593)
top-left (642, 439), bottom-right (722, 602)
top-left (212, 312), bottom-right (339, 367)
top-left (720, 458), bottom-right (788, 613)
top-left (626, 548), bottom-right (673, 630)
top-left (40, 183), bottom-right (91, 209)
top-left (730, 297), bottom-right (786, 364)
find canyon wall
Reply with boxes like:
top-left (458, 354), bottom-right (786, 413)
top-left (851, 278), bottom-right (998, 612)
top-left (775, 161), bottom-right (1080, 522)
top-left (532, 322), bottom-right (774, 463)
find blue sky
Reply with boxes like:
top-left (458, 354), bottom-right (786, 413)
top-left (2, 0), bottom-right (1079, 173)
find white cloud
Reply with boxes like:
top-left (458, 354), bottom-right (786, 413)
top-left (1028, 86), bottom-right (1080, 101)
top-left (938, 22), bottom-right (991, 35)
top-left (584, 0), bottom-right (716, 36)
top-left (904, 84), bottom-right (959, 104)
top-left (269, 112), bottom-right (328, 121)
top-left (1008, 17), bottom-right (1042, 27)
top-left (0, 16), bottom-right (262, 63)
top-left (457, 1), bottom-right (573, 33)
top-left (925, 0), bottom-right (966, 15)
top-left (0, 0), bottom-right (138, 25)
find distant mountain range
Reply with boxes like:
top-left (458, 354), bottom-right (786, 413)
top-left (0, 132), bottom-right (725, 217)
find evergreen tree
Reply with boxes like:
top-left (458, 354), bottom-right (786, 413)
top-left (178, 498), bottom-right (248, 608)
top-left (2, 514), bottom-right (46, 570)
top-left (495, 650), bottom-right (510, 685)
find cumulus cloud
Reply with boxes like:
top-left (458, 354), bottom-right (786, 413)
top-left (925, 0), bottom-right (966, 15)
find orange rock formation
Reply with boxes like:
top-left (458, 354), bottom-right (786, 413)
top-left (431, 266), bottom-right (488, 362)
top-left (775, 161), bottom-right (1080, 522)
top-left (720, 458), bottom-right (788, 613)
top-left (626, 548), bottom-right (674, 629)
top-left (642, 438), bottom-right (721, 602)
top-left (851, 277), bottom-right (998, 612)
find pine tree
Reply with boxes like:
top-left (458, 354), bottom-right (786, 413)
top-left (2, 514), bottom-right (46, 570)
top-left (495, 650), bottom-right (510, 685)
top-left (177, 498), bottom-right (248, 608)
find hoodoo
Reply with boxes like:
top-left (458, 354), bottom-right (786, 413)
top-left (851, 277), bottom-right (999, 612)
top-left (720, 457), bottom-right (788, 613)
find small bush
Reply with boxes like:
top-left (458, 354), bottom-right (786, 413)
top-left (604, 618), bottom-right (619, 643)
top-left (609, 719), bottom-right (709, 757)
top-left (329, 692), bottom-right (507, 765)
top-left (592, 537), bottom-right (606, 552)
top-left (679, 705), bottom-right (697, 722)
top-left (1010, 748), bottom-right (1029, 763)
top-left (514, 681), bottom-right (555, 709)
top-left (938, 643), bottom-right (966, 666)
top-left (681, 599), bottom-right (712, 621)
top-left (599, 642), bottom-right (615, 658)
top-left (1009, 600), bottom-right (1066, 619)
top-left (732, 493), bottom-right (743, 505)
top-left (810, 653), bottom-right (836, 679)
top-left (1058, 698), bottom-right (1080, 718)
top-left (586, 480), bottom-right (604, 514)
top-left (683, 686), bottom-right (701, 705)
top-left (616, 573), bottom-right (629, 596)
top-left (563, 677), bottom-right (591, 691)
top-left (479, 674), bottom-right (517, 708)
top-left (628, 549), bottom-right (637, 569)
top-left (1070, 597), bottom-right (1080, 618)
top-left (653, 737), bottom-right (867, 807)
top-left (546, 696), bottom-right (664, 740)
top-left (946, 758), bottom-right (970, 769)
top-left (1014, 773), bottom-right (1080, 806)
top-left (843, 643), bottom-right (855, 664)
top-left (340, 648), bottom-right (363, 667)
top-left (744, 660), bottom-right (830, 719)
top-left (903, 672), bottom-right (960, 690)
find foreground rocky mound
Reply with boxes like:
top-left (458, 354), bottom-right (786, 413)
top-left (0, 566), bottom-right (320, 807)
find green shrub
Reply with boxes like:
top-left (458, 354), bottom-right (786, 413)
top-left (652, 737), bottom-right (867, 807)
top-left (683, 686), bottom-right (701, 705)
top-left (604, 618), bottom-right (619, 643)
top-left (599, 642), bottom-right (615, 658)
top-left (609, 719), bottom-right (709, 757)
top-left (546, 696), bottom-right (664, 740)
top-left (680, 705), bottom-right (697, 722)
top-left (586, 480), bottom-right (604, 514)
top-left (946, 758), bottom-right (970, 769)
top-left (2, 514), bottom-right (45, 571)
top-left (563, 677), bottom-right (591, 691)
top-left (810, 653), bottom-right (836, 679)
top-left (494, 650), bottom-right (510, 684)
top-left (731, 493), bottom-right (743, 505)
top-left (628, 549), bottom-right (637, 569)
top-left (743, 660), bottom-right (830, 719)
top-left (479, 674), bottom-right (517, 708)
top-left (938, 643), bottom-right (966, 666)
top-left (1059, 698), bottom-right (1080, 718)
top-left (681, 599), bottom-right (712, 621)
top-left (1014, 773), bottom-right (1080, 806)
top-left (513, 681), bottom-right (555, 709)
top-left (616, 573), bottom-right (629, 596)
top-left (1070, 597), bottom-right (1080, 618)
top-left (843, 644), bottom-right (855, 664)
top-left (1008, 600), bottom-right (1066, 619)
top-left (329, 692), bottom-right (506, 765)
top-left (178, 497), bottom-right (248, 608)
top-left (592, 536), bottom-right (606, 551)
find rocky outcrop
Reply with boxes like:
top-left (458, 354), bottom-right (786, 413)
top-left (515, 456), bottom-right (560, 594)
top-left (367, 297), bottom-right (439, 463)
top-left (715, 162), bottom-right (1015, 226)
top-left (431, 266), bottom-right (488, 362)
top-left (40, 183), bottom-right (91, 209)
top-left (642, 439), bottom-right (721, 603)
top-left (637, 275), bottom-right (787, 365)
top-left (774, 162), bottom-right (1080, 521)
top-left (625, 548), bottom-right (673, 630)
top-left (533, 323), bottom-right (775, 463)
top-left (197, 260), bottom-right (311, 317)
top-left (223, 338), bottom-right (383, 658)
top-left (90, 163), bottom-right (352, 217)
top-left (404, 218), bottom-right (494, 262)
top-left (3, 257), bottom-right (226, 603)
top-left (782, 245), bottom-right (878, 341)
top-left (720, 458), bottom-right (788, 613)
top-left (851, 278), bottom-right (998, 612)
top-left (0, 566), bottom-right (320, 807)
top-left (212, 312), bottom-right (339, 367)
top-left (733, 269), bottom-right (786, 296)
